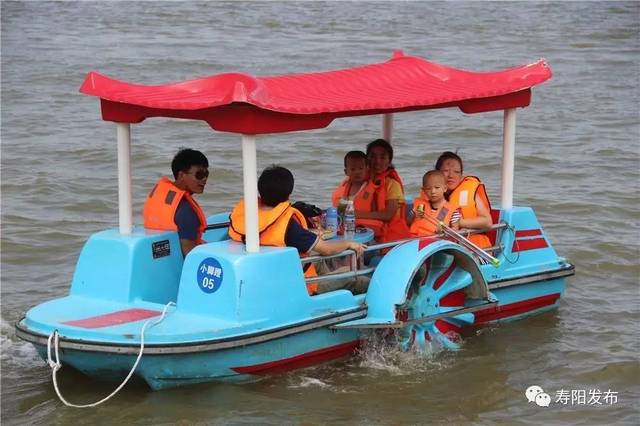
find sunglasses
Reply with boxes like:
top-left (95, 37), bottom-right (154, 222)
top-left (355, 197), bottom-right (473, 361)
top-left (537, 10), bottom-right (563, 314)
top-left (188, 169), bottom-right (209, 180)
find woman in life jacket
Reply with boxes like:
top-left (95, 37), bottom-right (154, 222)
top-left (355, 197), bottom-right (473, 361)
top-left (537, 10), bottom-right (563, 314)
top-left (435, 151), bottom-right (493, 248)
top-left (354, 139), bottom-right (410, 243)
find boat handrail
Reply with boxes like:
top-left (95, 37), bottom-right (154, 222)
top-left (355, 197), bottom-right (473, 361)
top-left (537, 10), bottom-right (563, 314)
top-left (300, 237), bottom-right (421, 264)
top-left (205, 222), bottom-right (230, 231)
top-left (206, 221), bottom-right (509, 236)
top-left (203, 220), bottom-right (506, 281)
top-left (301, 224), bottom-right (509, 285)
top-left (304, 266), bottom-right (378, 284)
top-left (457, 222), bottom-right (508, 238)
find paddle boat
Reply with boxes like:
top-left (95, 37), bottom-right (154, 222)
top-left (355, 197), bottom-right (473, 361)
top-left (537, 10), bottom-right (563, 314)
top-left (16, 51), bottom-right (574, 391)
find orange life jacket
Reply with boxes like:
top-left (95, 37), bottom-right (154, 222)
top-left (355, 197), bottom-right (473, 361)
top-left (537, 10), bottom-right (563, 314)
top-left (448, 176), bottom-right (492, 249)
top-left (409, 194), bottom-right (455, 237)
top-left (228, 200), bottom-right (319, 295)
top-left (331, 178), bottom-right (385, 236)
top-left (370, 169), bottom-right (411, 243)
top-left (142, 177), bottom-right (207, 244)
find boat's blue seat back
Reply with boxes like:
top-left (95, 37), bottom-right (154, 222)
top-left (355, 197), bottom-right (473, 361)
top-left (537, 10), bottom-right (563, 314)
top-left (69, 228), bottom-right (184, 304)
top-left (203, 212), bottom-right (231, 242)
top-left (176, 241), bottom-right (359, 322)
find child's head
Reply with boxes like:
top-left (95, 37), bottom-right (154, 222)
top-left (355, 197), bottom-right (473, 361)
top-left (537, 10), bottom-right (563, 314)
top-left (343, 150), bottom-right (368, 182)
top-left (422, 170), bottom-right (447, 203)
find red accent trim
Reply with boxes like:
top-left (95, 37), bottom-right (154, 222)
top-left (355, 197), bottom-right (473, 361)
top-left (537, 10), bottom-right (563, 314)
top-left (435, 320), bottom-right (461, 335)
top-left (473, 293), bottom-right (561, 324)
top-left (487, 209), bottom-right (501, 246)
top-left (512, 238), bottom-right (548, 252)
top-left (230, 340), bottom-right (360, 375)
top-left (515, 229), bottom-right (542, 238)
top-left (433, 262), bottom-right (455, 290)
top-left (440, 289), bottom-right (465, 307)
top-left (62, 309), bottom-right (161, 329)
top-left (396, 309), bottom-right (409, 321)
top-left (418, 237), bottom-right (438, 251)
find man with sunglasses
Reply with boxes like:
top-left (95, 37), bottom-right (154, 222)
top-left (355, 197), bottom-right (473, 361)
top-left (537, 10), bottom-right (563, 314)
top-left (143, 148), bottom-right (210, 256)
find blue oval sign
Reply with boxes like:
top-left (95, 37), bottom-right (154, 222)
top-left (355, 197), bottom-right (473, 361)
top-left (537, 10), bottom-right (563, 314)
top-left (196, 257), bottom-right (223, 294)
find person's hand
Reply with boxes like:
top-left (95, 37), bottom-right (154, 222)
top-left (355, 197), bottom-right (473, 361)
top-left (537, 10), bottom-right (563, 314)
top-left (348, 241), bottom-right (366, 257)
top-left (309, 228), bottom-right (323, 236)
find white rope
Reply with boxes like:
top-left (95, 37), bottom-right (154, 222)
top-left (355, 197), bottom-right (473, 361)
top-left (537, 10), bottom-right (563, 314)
top-left (46, 301), bottom-right (176, 408)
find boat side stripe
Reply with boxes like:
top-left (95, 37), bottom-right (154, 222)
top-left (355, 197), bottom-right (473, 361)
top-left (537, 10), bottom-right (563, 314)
top-left (62, 308), bottom-right (161, 328)
top-left (473, 293), bottom-right (561, 324)
top-left (512, 238), bottom-right (548, 252)
top-left (230, 340), bottom-right (360, 375)
top-left (488, 265), bottom-right (574, 290)
top-left (17, 307), bottom-right (366, 355)
top-left (515, 229), bottom-right (542, 237)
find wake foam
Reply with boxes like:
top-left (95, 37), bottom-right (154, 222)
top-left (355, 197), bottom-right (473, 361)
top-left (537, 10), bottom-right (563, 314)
top-left (355, 330), bottom-right (450, 375)
top-left (1, 318), bottom-right (43, 369)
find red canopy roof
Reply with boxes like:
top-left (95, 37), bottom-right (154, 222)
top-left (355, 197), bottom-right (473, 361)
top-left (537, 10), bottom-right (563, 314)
top-left (80, 51), bottom-right (551, 135)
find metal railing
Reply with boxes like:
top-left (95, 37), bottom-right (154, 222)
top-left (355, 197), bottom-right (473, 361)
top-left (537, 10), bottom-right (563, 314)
top-left (301, 223), bottom-right (509, 285)
top-left (201, 220), bottom-right (509, 284)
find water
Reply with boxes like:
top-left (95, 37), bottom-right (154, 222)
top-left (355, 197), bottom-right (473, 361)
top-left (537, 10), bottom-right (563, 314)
top-left (2, 1), bottom-right (639, 424)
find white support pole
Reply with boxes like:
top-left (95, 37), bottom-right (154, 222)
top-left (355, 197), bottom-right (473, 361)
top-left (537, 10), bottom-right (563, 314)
top-left (500, 108), bottom-right (517, 210)
top-left (383, 113), bottom-right (393, 142)
top-left (116, 123), bottom-right (133, 235)
top-left (241, 134), bottom-right (260, 253)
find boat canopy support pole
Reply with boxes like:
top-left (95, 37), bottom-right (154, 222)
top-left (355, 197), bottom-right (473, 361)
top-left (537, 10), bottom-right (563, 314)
top-left (383, 113), bottom-right (393, 142)
top-left (242, 134), bottom-right (260, 253)
top-left (500, 108), bottom-right (516, 209)
top-left (116, 123), bottom-right (133, 235)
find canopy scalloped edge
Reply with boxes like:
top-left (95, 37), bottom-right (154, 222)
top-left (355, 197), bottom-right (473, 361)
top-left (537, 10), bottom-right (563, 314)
top-left (80, 50), bottom-right (552, 134)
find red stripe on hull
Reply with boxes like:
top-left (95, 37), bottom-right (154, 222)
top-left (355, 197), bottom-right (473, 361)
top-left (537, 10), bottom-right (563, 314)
top-left (512, 238), bottom-right (548, 252)
top-left (515, 229), bottom-right (542, 237)
top-left (62, 308), bottom-right (161, 328)
top-left (473, 293), bottom-right (561, 324)
top-left (231, 340), bottom-right (360, 375)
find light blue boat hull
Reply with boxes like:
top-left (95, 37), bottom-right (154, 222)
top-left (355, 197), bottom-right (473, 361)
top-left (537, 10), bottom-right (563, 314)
top-left (16, 207), bottom-right (574, 389)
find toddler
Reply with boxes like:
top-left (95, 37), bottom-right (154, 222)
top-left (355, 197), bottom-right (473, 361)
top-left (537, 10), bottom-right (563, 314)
top-left (409, 170), bottom-right (460, 236)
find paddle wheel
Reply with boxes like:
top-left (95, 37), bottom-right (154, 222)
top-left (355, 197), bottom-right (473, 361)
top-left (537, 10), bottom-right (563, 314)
top-left (396, 250), bottom-right (475, 351)
top-left (334, 238), bottom-right (495, 351)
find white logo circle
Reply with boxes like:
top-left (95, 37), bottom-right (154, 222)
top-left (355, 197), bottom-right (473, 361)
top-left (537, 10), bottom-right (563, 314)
top-left (525, 385), bottom-right (544, 402)
top-left (535, 392), bottom-right (551, 407)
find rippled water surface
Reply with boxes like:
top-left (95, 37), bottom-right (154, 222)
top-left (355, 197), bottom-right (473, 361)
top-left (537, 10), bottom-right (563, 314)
top-left (2, 1), bottom-right (639, 424)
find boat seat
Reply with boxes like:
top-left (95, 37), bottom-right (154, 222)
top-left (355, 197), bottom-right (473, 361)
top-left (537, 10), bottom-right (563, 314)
top-left (203, 212), bottom-right (231, 242)
top-left (70, 228), bottom-right (184, 305)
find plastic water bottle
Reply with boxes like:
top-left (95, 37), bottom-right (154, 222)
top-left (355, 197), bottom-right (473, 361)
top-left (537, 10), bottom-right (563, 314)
top-left (344, 200), bottom-right (356, 239)
top-left (325, 207), bottom-right (338, 234)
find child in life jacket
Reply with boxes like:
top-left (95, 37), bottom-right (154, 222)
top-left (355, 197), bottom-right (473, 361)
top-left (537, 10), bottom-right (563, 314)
top-left (408, 170), bottom-right (461, 236)
top-left (331, 150), bottom-right (389, 239)
top-left (331, 150), bottom-right (368, 207)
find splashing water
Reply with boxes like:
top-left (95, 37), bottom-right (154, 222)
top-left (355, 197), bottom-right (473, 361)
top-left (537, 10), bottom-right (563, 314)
top-left (355, 330), bottom-right (453, 376)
